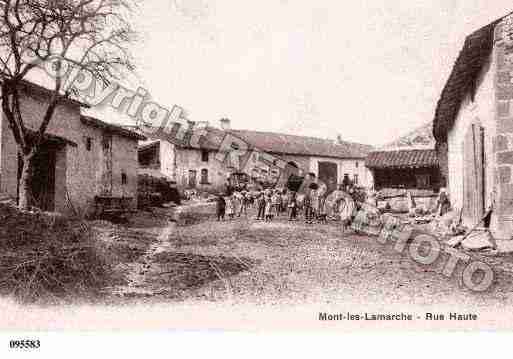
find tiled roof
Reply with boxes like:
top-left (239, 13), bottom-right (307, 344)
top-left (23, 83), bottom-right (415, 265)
top-left (135, 124), bottom-right (224, 151)
top-left (433, 18), bottom-right (503, 141)
top-left (0, 78), bottom-right (89, 108)
top-left (229, 129), bottom-right (373, 159)
top-left (137, 124), bottom-right (373, 159)
top-left (81, 116), bottom-right (147, 141)
top-left (365, 149), bottom-right (438, 169)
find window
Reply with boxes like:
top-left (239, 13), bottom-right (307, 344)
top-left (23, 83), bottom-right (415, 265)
top-left (121, 172), bottom-right (127, 185)
top-left (201, 150), bottom-right (209, 162)
top-left (353, 174), bottom-right (359, 185)
top-left (200, 169), bottom-right (209, 184)
top-left (85, 137), bottom-right (92, 151)
top-left (102, 137), bottom-right (110, 149)
top-left (355, 161), bottom-right (359, 168)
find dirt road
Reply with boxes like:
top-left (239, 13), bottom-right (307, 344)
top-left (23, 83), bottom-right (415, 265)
top-left (105, 207), bottom-right (513, 308)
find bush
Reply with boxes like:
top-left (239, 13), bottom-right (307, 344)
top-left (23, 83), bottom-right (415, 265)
top-left (0, 202), bottom-right (113, 304)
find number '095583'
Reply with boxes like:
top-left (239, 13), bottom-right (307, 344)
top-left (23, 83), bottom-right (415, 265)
top-left (9, 339), bottom-right (40, 350)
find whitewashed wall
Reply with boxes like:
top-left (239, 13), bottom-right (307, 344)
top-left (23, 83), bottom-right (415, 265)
top-left (447, 56), bottom-right (496, 218)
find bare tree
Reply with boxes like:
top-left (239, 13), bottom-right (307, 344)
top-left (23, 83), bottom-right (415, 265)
top-left (0, 0), bottom-right (137, 209)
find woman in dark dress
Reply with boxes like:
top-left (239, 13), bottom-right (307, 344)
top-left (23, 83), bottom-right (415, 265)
top-left (216, 194), bottom-right (226, 221)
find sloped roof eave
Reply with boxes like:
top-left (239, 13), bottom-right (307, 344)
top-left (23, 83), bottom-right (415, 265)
top-left (365, 149), bottom-right (439, 169)
top-left (432, 18), bottom-right (503, 142)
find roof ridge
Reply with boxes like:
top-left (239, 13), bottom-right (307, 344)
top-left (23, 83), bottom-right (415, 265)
top-left (231, 128), bottom-right (334, 140)
top-left (230, 128), bottom-right (372, 147)
top-left (80, 115), bottom-right (146, 140)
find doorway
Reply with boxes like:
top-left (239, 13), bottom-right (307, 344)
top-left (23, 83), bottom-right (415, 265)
top-left (462, 122), bottom-right (485, 224)
top-left (188, 170), bottom-right (197, 188)
top-left (18, 141), bottom-right (59, 211)
top-left (318, 161), bottom-right (338, 194)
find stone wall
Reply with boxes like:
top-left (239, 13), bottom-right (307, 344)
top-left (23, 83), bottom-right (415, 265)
top-left (175, 148), bottom-right (229, 193)
top-left (492, 16), bottom-right (513, 238)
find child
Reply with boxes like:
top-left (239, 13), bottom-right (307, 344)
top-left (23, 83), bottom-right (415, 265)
top-left (256, 192), bottom-right (266, 220)
top-left (216, 194), bottom-right (226, 221)
top-left (339, 193), bottom-right (356, 233)
top-left (288, 191), bottom-right (297, 221)
top-left (226, 195), bottom-right (235, 219)
top-left (310, 188), bottom-right (319, 222)
top-left (264, 194), bottom-right (273, 221)
top-left (271, 190), bottom-right (281, 218)
top-left (317, 196), bottom-right (328, 224)
top-left (238, 191), bottom-right (248, 217)
top-left (304, 191), bottom-right (313, 224)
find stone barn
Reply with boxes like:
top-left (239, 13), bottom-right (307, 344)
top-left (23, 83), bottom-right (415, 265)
top-left (433, 12), bottom-right (513, 239)
top-left (0, 81), bottom-right (145, 216)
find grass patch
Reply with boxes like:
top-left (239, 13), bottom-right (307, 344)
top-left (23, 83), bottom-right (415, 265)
top-left (0, 202), bottom-right (114, 304)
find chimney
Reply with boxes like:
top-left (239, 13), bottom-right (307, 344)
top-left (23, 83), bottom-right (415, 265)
top-left (220, 118), bottom-right (231, 130)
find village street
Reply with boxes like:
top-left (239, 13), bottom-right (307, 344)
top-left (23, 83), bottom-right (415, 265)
top-left (99, 206), bottom-right (513, 308)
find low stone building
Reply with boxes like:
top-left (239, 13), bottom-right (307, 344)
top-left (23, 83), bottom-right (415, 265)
top-left (366, 122), bottom-right (441, 193)
top-left (138, 119), bottom-right (373, 194)
top-left (366, 149), bottom-right (440, 192)
top-left (0, 81), bottom-right (145, 216)
top-left (433, 12), bottom-right (513, 239)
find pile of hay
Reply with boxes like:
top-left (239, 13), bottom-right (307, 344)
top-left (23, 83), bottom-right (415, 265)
top-left (0, 202), bottom-right (112, 303)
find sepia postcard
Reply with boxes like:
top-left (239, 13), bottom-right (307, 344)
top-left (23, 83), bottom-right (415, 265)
top-left (2, 0), bottom-right (513, 356)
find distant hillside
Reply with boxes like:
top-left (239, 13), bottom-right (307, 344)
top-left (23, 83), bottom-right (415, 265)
top-left (380, 122), bottom-right (435, 150)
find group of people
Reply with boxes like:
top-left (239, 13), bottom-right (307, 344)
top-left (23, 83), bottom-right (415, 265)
top-left (215, 191), bottom-right (251, 220)
top-left (215, 184), bottom-right (359, 225)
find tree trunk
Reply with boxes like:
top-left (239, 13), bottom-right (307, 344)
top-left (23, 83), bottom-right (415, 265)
top-left (18, 153), bottom-right (33, 210)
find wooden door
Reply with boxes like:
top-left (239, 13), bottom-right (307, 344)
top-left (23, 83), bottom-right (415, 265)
top-left (27, 143), bottom-right (57, 211)
top-left (462, 123), bottom-right (485, 224)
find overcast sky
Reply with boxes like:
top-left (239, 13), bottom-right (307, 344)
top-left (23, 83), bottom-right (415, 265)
top-left (109, 0), bottom-right (513, 146)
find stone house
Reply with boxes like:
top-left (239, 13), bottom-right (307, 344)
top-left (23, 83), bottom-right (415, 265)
top-left (138, 132), bottom-right (231, 193)
top-left (433, 12), bottom-right (513, 239)
top-left (138, 119), bottom-right (373, 194)
top-left (0, 81), bottom-right (145, 216)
